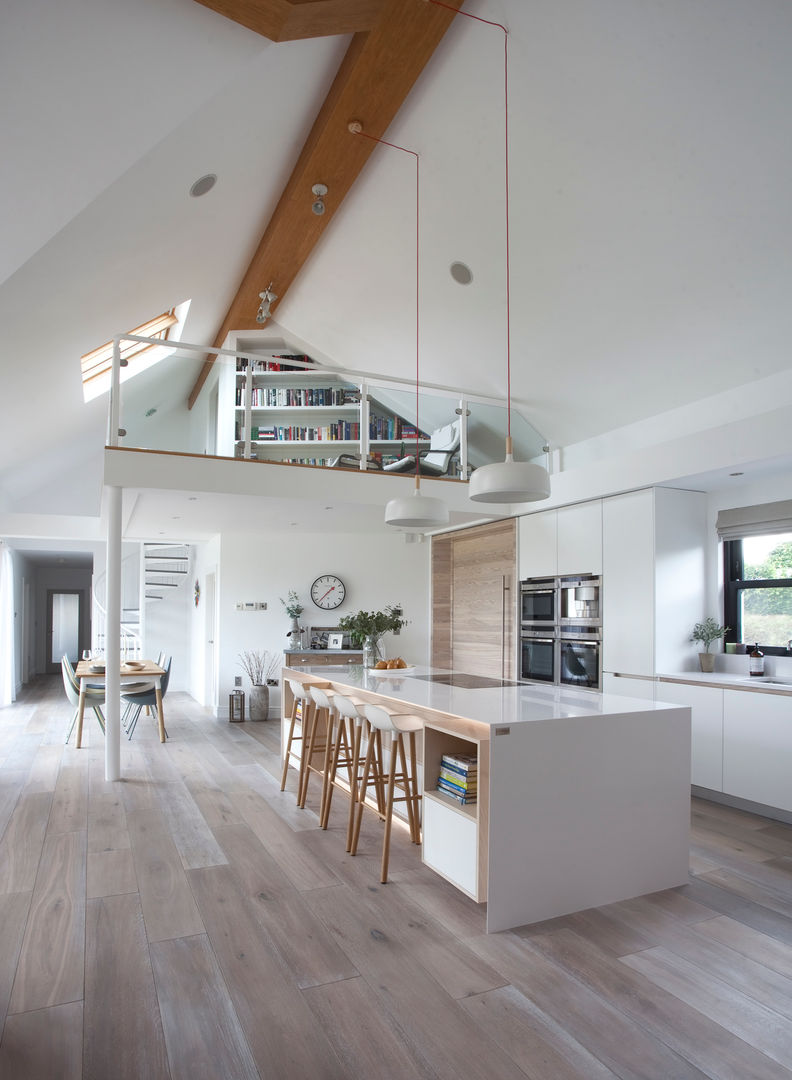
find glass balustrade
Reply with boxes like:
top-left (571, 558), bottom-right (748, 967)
top-left (109, 337), bottom-right (548, 483)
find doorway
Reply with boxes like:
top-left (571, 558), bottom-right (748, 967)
top-left (46, 590), bottom-right (82, 673)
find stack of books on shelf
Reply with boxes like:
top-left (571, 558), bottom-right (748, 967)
top-left (436, 752), bottom-right (477, 805)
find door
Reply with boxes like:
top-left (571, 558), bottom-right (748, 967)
top-left (46, 590), bottom-right (82, 672)
top-left (446, 520), bottom-right (517, 679)
top-left (204, 571), bottom-right (217, 708)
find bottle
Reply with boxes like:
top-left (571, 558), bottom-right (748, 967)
top-left (749, 643), bottom-right (765, 677)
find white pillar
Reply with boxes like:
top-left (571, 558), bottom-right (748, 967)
top-left (105, 483), bottom-right (122, 781)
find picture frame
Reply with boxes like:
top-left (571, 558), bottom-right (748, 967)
top-left (327, 632), bottom-right (344, 650)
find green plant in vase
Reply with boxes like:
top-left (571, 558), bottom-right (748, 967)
top-left (337, 605), bottom-right (406, 667)
top-left (691, 617), bottom-right (729, 673)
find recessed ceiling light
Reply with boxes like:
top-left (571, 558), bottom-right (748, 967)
top-left (450, 261), bottom-right (473, 285)
top-left (729, 471), bottom-right (744, 477)
top-left (190, 174), bottom-right (217, 198)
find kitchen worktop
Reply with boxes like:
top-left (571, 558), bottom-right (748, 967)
top-left (290, 663), bottom-right (685, 728)
top-left (282, 662), bottom-right (691, 932)
top-left (657, 671), bottom-right (792, 695)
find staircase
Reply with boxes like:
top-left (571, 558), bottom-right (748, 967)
top-left (93, 542), bottom-right (192, 656)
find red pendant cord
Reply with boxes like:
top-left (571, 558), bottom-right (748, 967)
top-left (429, 2), bottom-right (511, 441)
top-left (354, 131), bottom-right (422, 487)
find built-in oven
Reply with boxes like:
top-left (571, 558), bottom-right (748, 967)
top-left (559, 631), bottom-right (602, 691)
top-left (520, 579), bottom-right (557, 628)
top-left (520, 631), bottom-right (557, 683)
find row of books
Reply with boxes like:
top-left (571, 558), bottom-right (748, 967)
top-left (239, 423), bottom-right (363, 442)
top-left (239, 387), bottom-right (358, 408)
top-left (236, 354), bottom-right (313, 373)
top-left (436, 752), bottom-right (477, 805)
top-left (369, 416), bottom-right (427, 441)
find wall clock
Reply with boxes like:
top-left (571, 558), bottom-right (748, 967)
top-left (310, 574), bottom-right (346, 610)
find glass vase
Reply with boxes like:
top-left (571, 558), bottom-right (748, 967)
top-left (363, 635), bottom-right (383, 668)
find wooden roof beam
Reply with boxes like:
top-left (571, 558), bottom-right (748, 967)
top-left (194, 0), bottom-right (387, 42)
top-left (188, 0), bottom-right (463, 409)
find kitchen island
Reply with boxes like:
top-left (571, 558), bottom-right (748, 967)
top-left (282, 665), bottom-right (691, 933)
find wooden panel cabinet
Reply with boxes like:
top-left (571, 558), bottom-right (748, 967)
top-left (283, 651), bottom-right (362, 666)
top-left (432, 520), bottom-right (516, 680)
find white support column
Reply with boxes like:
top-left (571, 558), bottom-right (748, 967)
top-left (105, 483), bottom-right (123, 782)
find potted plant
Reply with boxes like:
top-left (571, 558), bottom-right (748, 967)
top-left (690, 618), bottom-right (729, 673)
top-left (238, 650), bottom-right (281, 720)
top-left (337, 605), bottom-right (406, 667)
top-left (280, 590), bottom-right (305, 644)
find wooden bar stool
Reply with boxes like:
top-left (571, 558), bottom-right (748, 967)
top-left (350, 702), bottom-right (423, 883)
top-left (321, 692), bottom-right (384, 847)
top-left (280, 679), bottom-right (322, 798)
top-left (299, 685), bottom-right (338, 813)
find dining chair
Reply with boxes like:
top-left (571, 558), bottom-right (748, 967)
top-left (61, 655), bottom-right (106, 744)
top-left (121, 656), bottom-right (171, 739)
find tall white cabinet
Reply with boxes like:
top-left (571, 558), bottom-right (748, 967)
top-left (602, 486), bottom-right (707, 678)
top-left (518, 500), bottom-right (602, 579)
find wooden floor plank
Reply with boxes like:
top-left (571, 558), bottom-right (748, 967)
top-left (301, 975), bottom-right (441, 1079)
top-left (696, 915), bottom-right (792, 980)
top-left (527, 926), bottom-right (792, 1080)
top-left (126, 808), bottom-right (204, 943)
top-left (0, 891), bottom-right (32, 1028)
top-left (155, 780), bottom-right (228, 870)
top-left (301, 882), bottom-right (534, 1080)
top-left (188, 864), bottom-right (348, 1078)
top-left (48, 763), bottom-right (89, 836)
top-left (22, 744), bottom-right (63, 794)
top-left (622, 945), bottom-right (792, 1070)
top-left (0, 791), bottom-right (53, 894)
top-left (9, 829), bottom-right (86, 1014)
top-left (86, 848), bottom-right (138, 898)
top-left (460, 983), bottom-right (620, 1080)
top-left (468, 930), bottom-right (713, 1080)
top-left (87, 790), bottom-right (130, 853)
top-left (84, 893), bottom-right (170, 1080)
top-left (149, 934), bottom-right (261, 1080)
top-left (0, 1000), bottom-right (83, 1080)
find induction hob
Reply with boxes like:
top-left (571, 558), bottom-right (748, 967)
top-left (411, 673), bottom-right (522, 689)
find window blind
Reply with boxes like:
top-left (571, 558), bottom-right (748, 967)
top-left (716, 499), bottom-right (792, 540)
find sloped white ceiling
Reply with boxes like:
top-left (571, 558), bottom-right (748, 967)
top-left (2, 0), bottom-right (792, 525)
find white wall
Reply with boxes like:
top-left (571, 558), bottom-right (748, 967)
top-left (213, 530), bottom-right (431, 717)
top-left (190, 535), bottom-right (221, 708)
top-left (9, 549), bottom-right (31, 693)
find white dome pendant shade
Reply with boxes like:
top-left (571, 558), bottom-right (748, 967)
top-left (469, 437), bottom-right (551, 504)
top-left (385, 482), bottom-right (449, 529)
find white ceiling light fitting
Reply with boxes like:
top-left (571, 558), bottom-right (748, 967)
top-left (256, 282), bottom-right (277, 324)
top-left (348, 123), bottom-right (448, 531)
top-left (464, 13), bottom-right (551, 506)
top-left (311, 183), bottom-right (328, 215)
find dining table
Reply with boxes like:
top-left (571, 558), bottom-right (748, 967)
top-left (74, 658), bottom-right (167, 747)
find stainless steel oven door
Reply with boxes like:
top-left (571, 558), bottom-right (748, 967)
top-left (520, 584), bottom-right (556, 627)
top-left (520, 633), bottom-right (556, 683)
top-left (559, 636), bottom-right (601, 690)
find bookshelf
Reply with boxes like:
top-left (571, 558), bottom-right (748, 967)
top-left (422, 723), bottom-right (489, 902)
top-left (221, 350), bottom-right (429, 468)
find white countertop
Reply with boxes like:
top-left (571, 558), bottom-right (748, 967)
top-left (286, 664), bottom-right (685, 728)
top-left (657, 671), bottom-right (792, 694)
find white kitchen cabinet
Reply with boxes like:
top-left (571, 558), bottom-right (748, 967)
top-left (656, 681), bottom-right (724, 790)
top-left (518, 510), bottom-right (557, 579)
top-left (602, 489), bottom-right (655, 676)
top-left (723, 689), bottom-right (792, 812)
top-left (557, 500), bottom-right (602, 575)
top-left (603, 673), bottom-right (656, 701)
top-left (602, 487), bottom-right (707, 679)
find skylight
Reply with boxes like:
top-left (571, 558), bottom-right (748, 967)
top-left (80, 301), bottom-right (190, 403)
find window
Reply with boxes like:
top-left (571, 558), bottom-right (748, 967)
top-left (724, 531), bottom-right (792, 654)
top-left (80, 310), bottom-right (177, 401)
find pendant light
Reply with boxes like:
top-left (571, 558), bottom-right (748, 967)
top-left (450, 11), bottom-right (550, 504)
top-left (350, 123), bottom-right (449, 530)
